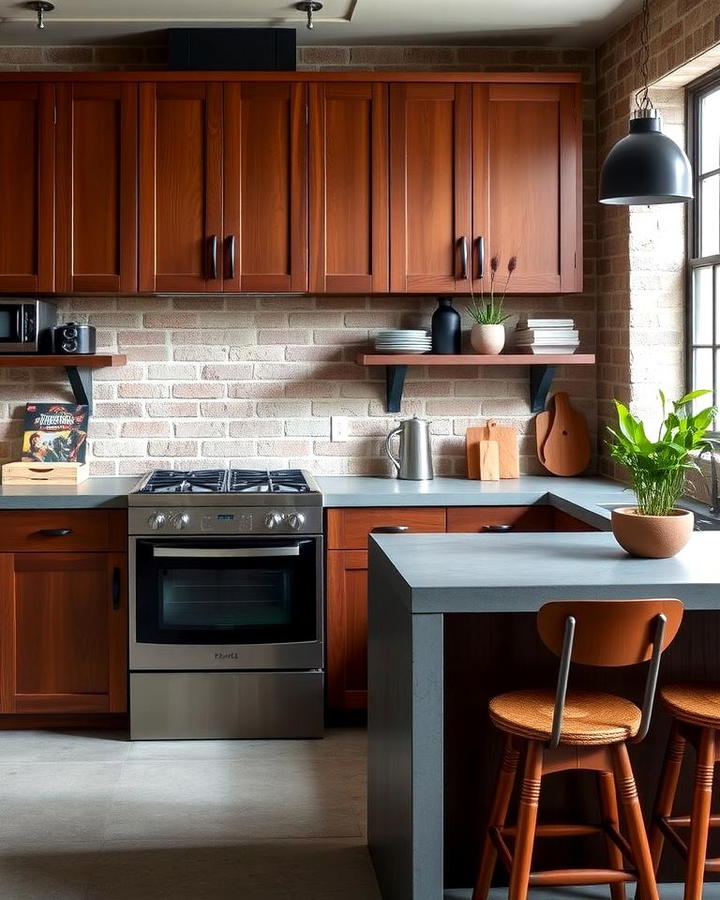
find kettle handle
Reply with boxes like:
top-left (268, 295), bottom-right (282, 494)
top-left (385, 426), bottom-right (402, 473)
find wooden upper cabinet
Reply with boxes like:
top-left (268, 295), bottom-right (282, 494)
top-left (389, 83), bottom-right (472, 293)
top-left (474, 83), bottom-right (582, 293)
top-left (0, 84), bottom-right (54, 293)
top-left (139, 82), bottom-right (223, 292)
top-left (309, 83), bottom-right (388, 293)
top-left (223, 82), bottom-right (307, 292)
top-left (55, 83), bottom-right (138, 293)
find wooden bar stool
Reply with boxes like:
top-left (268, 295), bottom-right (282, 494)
top-left (645, 684), bottom-right (720, 900)
top-left (472, 598), bottom-right (684, 900)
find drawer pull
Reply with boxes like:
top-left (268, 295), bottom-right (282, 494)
top-left (371, 526), bottom-right (410, 534)
top-left (112, 567), bottom-right (121, 611)
top-left (482, 524), bottom-right (513, 533)
top-left (37, 528), bottom-right (73, 537)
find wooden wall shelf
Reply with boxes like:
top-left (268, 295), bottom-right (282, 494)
top-left (0, 355), bottom-right (127, 413)
top-left (355, 353), bottom-right (596, 414)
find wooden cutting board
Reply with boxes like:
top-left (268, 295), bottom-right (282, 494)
top-left (466, 423), bottom-right (519, 479)
top-left (478, 440), bottom-right (500, 481)
top-left (538, 392), bottom-right (591, 477)
top-left (465, 426), bottom-right (486, 479)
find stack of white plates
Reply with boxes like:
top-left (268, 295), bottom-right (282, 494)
top-left (375, 330), bottom-right (432, 354)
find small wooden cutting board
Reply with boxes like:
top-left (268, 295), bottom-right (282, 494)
top-left (538, 392), bottom-right (591, 477)
top-left (486, 420), bottom-right (520, 479)
top-left (479, 440), bottom-right (500, 481)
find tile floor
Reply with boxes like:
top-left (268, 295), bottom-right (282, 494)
top-left (0, 727), bottom-right (381, 900)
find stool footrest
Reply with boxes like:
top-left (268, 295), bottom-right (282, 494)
top-left (502, 823), bottom-right (603, 838)
top-left (529, 868), bottom-right (636, 887)
top-left (667, 814), bottom-right (720, 828)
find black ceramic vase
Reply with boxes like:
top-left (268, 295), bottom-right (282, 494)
top-left (431, 297), bottom-right (461, 354)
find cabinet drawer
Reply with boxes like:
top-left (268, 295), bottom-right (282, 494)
top-left (326, 507), bottom-right (446, 550)
top-left (446, 506), bottom-right (553, 533)
top-left (0, 510), bottom-right (126, 552)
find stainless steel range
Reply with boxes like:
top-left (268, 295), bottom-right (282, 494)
top-left (128, 469), bottom-right (323, 740)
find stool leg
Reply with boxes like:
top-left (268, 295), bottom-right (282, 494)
top-left (649, 720), bottom-right (686, 873)
top-left (684, 727), bottom-right (715, 900)
top-left (611, 743), bottom-right (659, 900)
top-left (597, 770), bottom-right (627, 900)
top-left (472, 734), bottom-right (520, 900)
top-left (508, 739), bottom-right (543, 900)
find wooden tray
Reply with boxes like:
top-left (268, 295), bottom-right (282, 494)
top-left (2, 462), bottom-right (90, 485)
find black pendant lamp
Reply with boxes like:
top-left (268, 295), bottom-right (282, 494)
top-left (599, 0), bottom-right (692, 205)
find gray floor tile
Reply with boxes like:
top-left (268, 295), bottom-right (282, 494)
top-left (0, 850), bottom-right (92, 899)
top-left (0, 731), bottom-right (130, 763)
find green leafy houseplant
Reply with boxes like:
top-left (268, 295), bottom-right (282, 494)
top-left (607, 390), bottom-right (717, 516)
top-left (466, 254), bottom-right (516, 325)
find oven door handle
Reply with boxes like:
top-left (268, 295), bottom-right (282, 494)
top-left (152, 546), bottom-right (301, 558)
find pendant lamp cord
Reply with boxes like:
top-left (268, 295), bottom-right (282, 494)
top-left (635, 0), bottom-right (653, 111)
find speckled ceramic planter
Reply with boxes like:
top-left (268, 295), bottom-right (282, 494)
top-left (611, 506), bottom-right (694, 559)
top-left (470, 323), bottom-right (505, 355)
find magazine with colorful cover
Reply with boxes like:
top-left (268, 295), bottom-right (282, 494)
top-left (22, 403), bottom-right (89, 464)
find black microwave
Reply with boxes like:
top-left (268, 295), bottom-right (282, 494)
top-left (0, 300), bottom-right (55, 353)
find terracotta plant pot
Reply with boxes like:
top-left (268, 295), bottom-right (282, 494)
top-left (611, 506), bottom-right (694, 559)
top-left (470, 323), bottom-right (505, 355)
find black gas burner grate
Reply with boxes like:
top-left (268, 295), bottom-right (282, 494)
top-left (228, 469), bottom-right (311, 494)
top-left (137, 468), bottom-right (311, 494)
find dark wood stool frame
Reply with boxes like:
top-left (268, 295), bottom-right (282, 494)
top-left (472, 598), bottom-right (685, 900)
top-left (645, 706), bottom-right (720, 899)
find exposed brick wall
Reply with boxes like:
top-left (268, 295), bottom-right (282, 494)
top-left (596, 2), bottom-right (720, 477)
top-left (0, 44), bottom-right (598, 477)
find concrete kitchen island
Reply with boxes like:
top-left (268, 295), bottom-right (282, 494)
top-left (367, 531), bottom-right (720, 900)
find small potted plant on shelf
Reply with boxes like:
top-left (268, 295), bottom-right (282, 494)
top-left (466, 254), bottom-right (516, 354)
top-left (607, 390), bottom-right (716, 558)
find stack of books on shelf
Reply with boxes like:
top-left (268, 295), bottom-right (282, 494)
top-left (513, 318), bottom-right (580, 355)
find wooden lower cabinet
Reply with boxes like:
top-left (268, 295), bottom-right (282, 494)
top-left (0, 511), bottom-right (128, 719)
top-left (326, 550), bottom-right (369, 711)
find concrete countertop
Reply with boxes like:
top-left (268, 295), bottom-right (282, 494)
top-left (369, 530), bottom-right (720, 614)
top-left (0, 477), bottom-right (138, 509)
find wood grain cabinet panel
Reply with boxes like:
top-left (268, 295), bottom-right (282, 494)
top-left (55, 83), bottom-right (138, 293)
top-left (446, 505), bottom-right (554, 533)
top-left (0, 551), bottom-right (127, 715)
top-left (223, 82), bottom-right (307, 292)
top-left (326, 506), bottom-right (446, 550)
top-left (139, 82), bottom-right (223, 292)
top-left (0, 83), bottom-right (54, 293)
top-left (309, 83), bottom-right (388, 293)
top-left (0, 509), bottom-right (126, 553)
top-left (326, 550), bottom-right (369, 711)
top-left (389, 83), bottom-right (473, 293)
top-left (474, 83), bottom-right (582, 293)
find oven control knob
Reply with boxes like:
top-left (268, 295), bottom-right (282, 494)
top-left (148, 512), bottom-right (167, 530)
top-left (264, 512), bottom-right (285, 529)
top-left (287, 513), bottom-right (305, 531)
top-left (173, 512), bottom-right (191, 531)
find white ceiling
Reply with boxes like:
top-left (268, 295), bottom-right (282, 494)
top-left (0, 0), bottom-right (643, 47)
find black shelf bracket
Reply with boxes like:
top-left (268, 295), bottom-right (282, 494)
top-left (529, 365), bottom-right (557, 414)
top-left (386, 365), bottom-right (407, 414)
top-left (65, 366), bottom-right (94, 413)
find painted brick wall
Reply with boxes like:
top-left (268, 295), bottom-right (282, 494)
top-left (596, 2), bottom-right (720, 478)
top-left (0, 44), bottom-right (597, 477)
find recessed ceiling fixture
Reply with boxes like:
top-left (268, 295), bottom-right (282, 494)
top-left (24, 0), bottom-right (54, 30)
top-left (295, 1), bottom-right (323, 30)
top-left (599, 0), bottom-right (693, 205)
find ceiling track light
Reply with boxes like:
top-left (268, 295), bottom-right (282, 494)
top-left (25, 1), bottom-right (55, 30)
top-left (599, 0), bottom-right (692, 205)
top-left (295, 1), bottom-right (323, 30)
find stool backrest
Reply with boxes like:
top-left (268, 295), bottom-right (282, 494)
top-left (537, 598), bottom-right (684, 667)
top-left (537, 598), bottom-right (684, 748)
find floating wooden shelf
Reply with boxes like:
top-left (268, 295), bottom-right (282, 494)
top-left (0, 354), bottom-right (127, 413)
top-left (356, 353), bottom-right (596, 414)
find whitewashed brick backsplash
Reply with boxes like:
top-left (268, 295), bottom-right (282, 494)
top-left (0, 294), bottom-right (596, 477)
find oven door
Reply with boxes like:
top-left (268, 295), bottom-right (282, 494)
top-left (130, 536), bottom-right (323, 671)
top-left (0, 302), bottom-right (29, 352)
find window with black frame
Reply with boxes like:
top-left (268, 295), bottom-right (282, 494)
top-left (688, 73), bottom-right (720, 426)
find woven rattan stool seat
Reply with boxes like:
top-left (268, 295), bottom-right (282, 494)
top-left (660, 683), bottom-right (720, 728)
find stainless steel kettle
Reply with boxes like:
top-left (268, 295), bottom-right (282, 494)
top-left (385, 416), bottom-right (434, 481)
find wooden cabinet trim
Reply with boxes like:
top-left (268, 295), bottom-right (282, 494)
top-left (0, 72), bottom-right (583, 84)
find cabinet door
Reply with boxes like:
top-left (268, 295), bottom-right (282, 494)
top-left (326, 550), bottom-right (369, 711)
top-left (139, 82), bottom-right (223, 292)
top-left (0, 84), bottom-right (54, 293)
top-left (445, 505), bottom-right (554, 533)
top-left (389, 83), bottom-right (472, 293)
top-left (55, 83), bottom-right (138, 293)
top-left (473, 83), bottom-right (582, 293)
top-left (223, 82), bottom-right (307, 292)
top-left (309, 83), bottom-right (388, 293)
top-left (0, 552), bottom-right (127, 714)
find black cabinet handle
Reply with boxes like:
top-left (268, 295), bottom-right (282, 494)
top-left (227, 234), bottom-right (236, 280)
top-left (37, 528), bottom-right (72, 537)
top-left (458, 236), bottom-right (469, 281)
top-left (371, 526), bottom-right (410, 534)
top-left (112, 567), bottom-right (121, 611)
top-left (209, 234), bottom-right (218, 280)
top-left (482, 524), bottom-right (513, 533)
top-left (476, 236), bottom-right (485, 279)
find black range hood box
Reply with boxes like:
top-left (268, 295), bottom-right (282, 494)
top-left (167, 28), bottom-right (296, 71)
